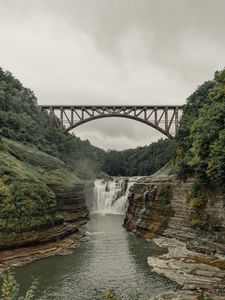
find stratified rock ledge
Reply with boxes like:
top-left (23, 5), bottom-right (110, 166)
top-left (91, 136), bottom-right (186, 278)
top-left (149, 291), bottom-right (225, 300)
top-left (0, 229), bottom-right (86, 273)
top-left (148, 237), bottom-right (225, 299)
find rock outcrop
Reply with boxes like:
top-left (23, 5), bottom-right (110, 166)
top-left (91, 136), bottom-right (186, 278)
top-left (50, 183), bottom-right (89, 226)
top-left (124, 164), bottom-right (225, 251)
top-left (148, 237), bottom-right (225, 295)
top-left (0, 230), bottom-right (86, 273)
top-left (0, 138), bottom-right (89, 250)
top-left (0, 182), bottom-right (89, 250)
top-left (124, 182), bottom-right (173, 239)
top-left (124, 164), bottom-right (225, 296)
top-left (124, 164), bottom-right (192, 240)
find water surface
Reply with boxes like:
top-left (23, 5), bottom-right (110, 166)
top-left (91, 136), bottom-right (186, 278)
top-left (16, 214), bottom-right (176, 299)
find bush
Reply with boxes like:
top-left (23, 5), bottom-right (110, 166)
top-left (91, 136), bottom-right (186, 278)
top-left (0, 272), bottom-right (38, 300)
top-left (189, 212), bottom-right (208, 229)
top-left (187, 181), bottom-right (208, 229)
top-left (176, 69), bottom-right (225, 187)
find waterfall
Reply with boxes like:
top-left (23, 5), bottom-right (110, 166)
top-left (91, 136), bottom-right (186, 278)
top-left (92, 178), bottom-right (133, 215)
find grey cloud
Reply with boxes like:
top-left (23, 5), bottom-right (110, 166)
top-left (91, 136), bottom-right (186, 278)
top-left (0, 0), bottom-right (224, 149)
top-left (73, 118), bottom-right (146, 140)
top-left (74, 119), bottom-right (163, 150)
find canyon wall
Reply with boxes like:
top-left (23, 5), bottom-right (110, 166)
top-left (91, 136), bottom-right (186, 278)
top-left (124, 165), bottom-right (225, 296)
top-left (0, 138), bottom-right (89, 250)
top-left (53, 183), bottom-right (89, 225)
top-left (124, 165), bottom-right (225, 253)
top-left (23, 183), bottom-right (90, 248)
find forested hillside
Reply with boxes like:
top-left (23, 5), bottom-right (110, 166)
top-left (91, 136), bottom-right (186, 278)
top-left (0, 68), bottom-right (174, 178)
top-left (0, 68), bottom-right (105, 179)
top-left (2, 66), bottom-right (223, 185)
top-left (102, 139), bottom-right (175, 176)
top-left (1, 66), bottom-right (224, 248)
top-left (176, 69), bottom-right (225, 229)
top-left (176, 69), bottom-right (225, 186)
top-left (0, 68), bottom-right (175, 248)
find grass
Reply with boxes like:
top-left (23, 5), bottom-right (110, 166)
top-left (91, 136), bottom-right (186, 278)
top-left (0, 137), bottom-right (81, 186)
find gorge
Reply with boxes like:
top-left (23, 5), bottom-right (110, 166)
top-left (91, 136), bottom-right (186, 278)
top-left (1, 177), bottom-right (178, 300)
top-left (0, 68), bottom-right (225, 300)
top-left (1, 174), bottom-right (224, 299)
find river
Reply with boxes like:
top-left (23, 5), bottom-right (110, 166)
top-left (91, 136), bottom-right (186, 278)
top-left (15, 178), bottom-right (177, 299)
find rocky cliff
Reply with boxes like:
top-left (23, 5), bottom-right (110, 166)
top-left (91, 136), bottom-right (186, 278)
top-left (124, 164), bottom-right (225, 249)
top-left (0, 137), bottom-right (89, 250)
top-left (51, 183), bottom-right (89, 226)
top-left (124, 164), bottom-right (225, 297)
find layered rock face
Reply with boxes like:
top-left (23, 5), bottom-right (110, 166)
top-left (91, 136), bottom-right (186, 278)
top-left (205, 188), bottom-right (225, 229)
top-left (124, 165), bottom-right (225, 250)
top-left (0, 180), bottom-right (89, 271)
top-left (0, 138), bottom-right (89, 250)
top-left (124, 165), bottom-right (189, 240)
top-left (24, 183), bottom-right (89, 248)
top-left (50, 183), bottom-right (89, 226)
top-left (124, 181), bottom-right (173, 239)
top-left (148, 237), bottom-right (225, 298)
top-left (0, 183), bottom-right (89, 250)
top-left (124, 165), bottom-right (225, 296)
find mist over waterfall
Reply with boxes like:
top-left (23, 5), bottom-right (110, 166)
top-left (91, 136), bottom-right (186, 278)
top-left (92, 178), bottom-right (133, 214)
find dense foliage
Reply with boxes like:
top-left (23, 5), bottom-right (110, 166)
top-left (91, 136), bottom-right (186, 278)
top-left (102, 139), bottom-right (175, 176)
top-left (176, 69), bottom-right (225, 187)
top-left (0, 68), bottom-right (104, 179)
top-left (176, 69), bottom-right (225, 230)
top-left (0, 68), bottom-right (174, 178)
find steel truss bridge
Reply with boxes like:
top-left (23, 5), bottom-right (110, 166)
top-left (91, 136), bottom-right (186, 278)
top-left (39, 105), bottom-right (183, 139)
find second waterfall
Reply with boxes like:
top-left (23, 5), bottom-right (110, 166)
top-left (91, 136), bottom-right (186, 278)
top-left (92, 178), bottom-right (133, 215)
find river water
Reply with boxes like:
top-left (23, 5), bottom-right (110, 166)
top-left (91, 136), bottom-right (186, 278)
top-left (15, 178), bottom-right (177, 299)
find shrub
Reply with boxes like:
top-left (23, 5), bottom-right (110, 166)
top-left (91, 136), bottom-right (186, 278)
top-left (0, 272), bottom-right (38, 300)
top-left (187, 181), bottom-right (208, 229)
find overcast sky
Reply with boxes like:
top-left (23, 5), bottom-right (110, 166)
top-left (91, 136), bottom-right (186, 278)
top-left (0, 0), bottom-right (224, 150)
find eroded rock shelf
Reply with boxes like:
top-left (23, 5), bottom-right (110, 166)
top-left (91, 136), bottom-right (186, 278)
top-left (124, 165), bottom-right (225, 298)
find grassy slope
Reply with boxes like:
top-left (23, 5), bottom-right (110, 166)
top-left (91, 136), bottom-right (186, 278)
top-left (1, 137), bottom-right (81, 185)
top-left (0, 137), bottom-right (81, 248)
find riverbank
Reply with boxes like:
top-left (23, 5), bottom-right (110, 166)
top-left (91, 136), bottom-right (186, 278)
top-left (0, 229), bottom-right (86, 273)
top-left (124, 165), bottom-right (225, 298)
top-left (11, 214), bottom-right (177, 300)
top-left (1, 172), bottom-right (224, 299)
top-left (148, 237), bottom-right (225, 299)
top-left (0, 137), bottom-right (90, 274)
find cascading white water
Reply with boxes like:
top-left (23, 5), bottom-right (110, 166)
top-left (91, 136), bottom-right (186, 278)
top-left (92, 178), bottom-right (133, 214)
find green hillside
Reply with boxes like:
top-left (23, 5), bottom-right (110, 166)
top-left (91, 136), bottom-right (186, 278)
top-left (0, 68), bottom-right (105, 179)
top-left (0, 137), bottom-right (82, 248)
top-left (1, 65), bottom-right (224, 246)
top-left (176, 69), bottom-right (225, 186)
top-left (102, 139), bottom-right (175, 176)
top-left (176, 69), bottom-right (225, 229)
top-left (0, 68), bottom-right (175, 179)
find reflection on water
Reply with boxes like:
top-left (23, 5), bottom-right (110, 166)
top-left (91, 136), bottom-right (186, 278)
top-left (15, 214), bottom-right (177, 299)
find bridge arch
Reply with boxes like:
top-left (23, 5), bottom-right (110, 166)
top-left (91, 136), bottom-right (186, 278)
top-left (65, 114), bottom-right (173, 139)
top-left (39, 105), bottom-right (183, 139)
